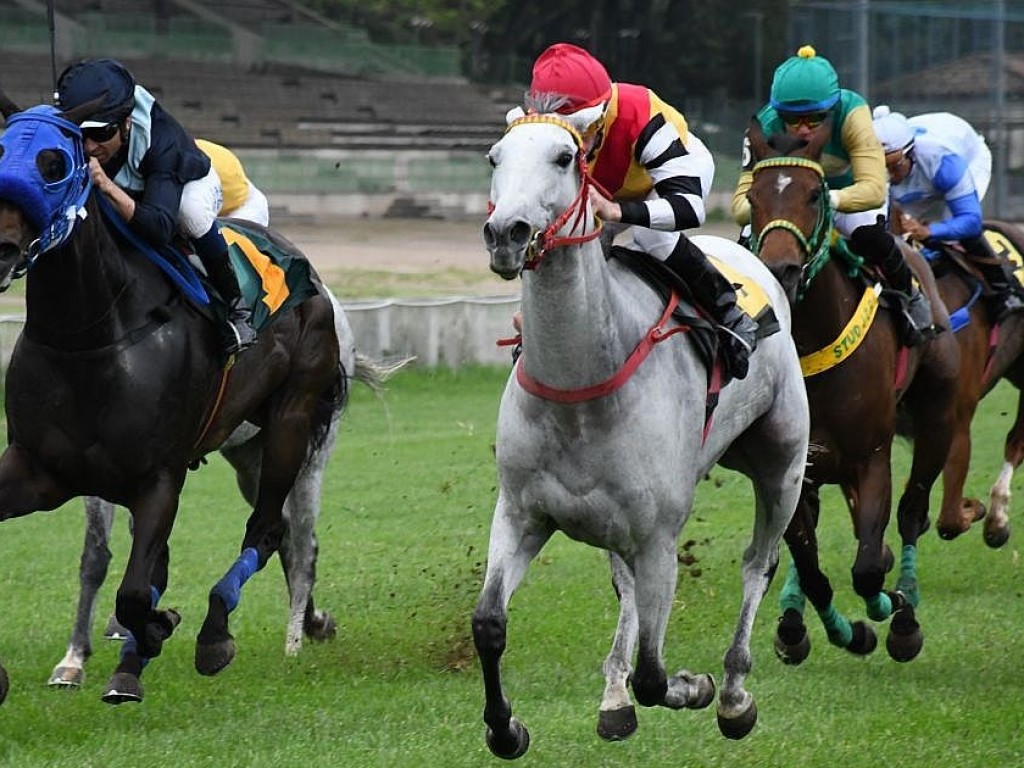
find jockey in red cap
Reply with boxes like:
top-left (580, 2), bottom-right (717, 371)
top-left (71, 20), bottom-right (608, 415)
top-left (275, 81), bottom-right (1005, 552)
top-left (522, 42), bottom-right (758, 382)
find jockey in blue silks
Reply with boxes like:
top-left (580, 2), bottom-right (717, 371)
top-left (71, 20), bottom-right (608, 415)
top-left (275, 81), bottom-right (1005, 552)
top-left (56, 58), bottom-right (257, 354)
top-left (873, 105), bottom-right (1024, 321)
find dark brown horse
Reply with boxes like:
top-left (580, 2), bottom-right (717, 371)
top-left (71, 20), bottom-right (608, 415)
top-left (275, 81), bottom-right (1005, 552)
top-left (0, 102), bottom-right (343, 705)
top-left (745, 116), bottom-right (960, 664)
top-left (890, 215), bottom-right (1024, 546)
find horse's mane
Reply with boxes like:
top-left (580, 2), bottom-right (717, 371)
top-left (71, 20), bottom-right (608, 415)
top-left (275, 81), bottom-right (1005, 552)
top-left (523, 92), bottom-right (572, 116)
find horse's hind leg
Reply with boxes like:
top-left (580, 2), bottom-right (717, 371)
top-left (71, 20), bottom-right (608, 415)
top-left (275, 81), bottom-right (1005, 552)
top-left (196, 391), bottom-right (328, 676)
top-left (49, 497), bottom-right (117, 688)
top-left (597, 552), bottom-right (639, 741)
top-left (986, 385), bottom-right (1024, 547)
top-left (936, 399), bottom-right (986, 540)
top-left (473, 495), bottom-right (553, 760)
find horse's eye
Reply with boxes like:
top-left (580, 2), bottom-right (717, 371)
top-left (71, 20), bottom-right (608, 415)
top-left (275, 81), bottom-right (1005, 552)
top-left (809, 187), bottom-right (822, 204)
top-left (555, 150), bottom-right (574, 169)
top-left (37, 151), bottom-right (67, 183)
top-left (486, 151), bottom-right (496, 169)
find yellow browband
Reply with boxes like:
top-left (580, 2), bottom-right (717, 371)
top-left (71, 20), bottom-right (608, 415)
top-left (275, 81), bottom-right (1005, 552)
top-left (752, 156), bottom-right (825, 177)
top-left (799, 284), bottom-right (881, 376)
top-left (506, 114), bottom-right (584, 149)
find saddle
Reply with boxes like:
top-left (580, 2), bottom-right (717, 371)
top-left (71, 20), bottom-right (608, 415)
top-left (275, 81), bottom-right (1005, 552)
top-left (100, 196), bottom-right (316, 333)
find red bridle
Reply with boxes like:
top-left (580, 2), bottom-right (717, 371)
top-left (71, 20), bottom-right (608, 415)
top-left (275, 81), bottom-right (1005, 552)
top-left (501, 114), bottom-right (605, 268)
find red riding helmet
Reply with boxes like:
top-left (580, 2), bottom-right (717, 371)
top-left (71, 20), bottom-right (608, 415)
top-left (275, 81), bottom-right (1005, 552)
top-left (529, 43), bottom-right (612, 114)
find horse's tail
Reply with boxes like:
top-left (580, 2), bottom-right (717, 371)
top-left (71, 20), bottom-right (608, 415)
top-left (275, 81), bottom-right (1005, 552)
top-left (352, 352), bottom-right (415, 396)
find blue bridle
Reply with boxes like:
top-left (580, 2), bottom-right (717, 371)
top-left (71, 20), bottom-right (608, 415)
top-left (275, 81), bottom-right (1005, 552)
top-left (0, 104), bottom-right (92, 267)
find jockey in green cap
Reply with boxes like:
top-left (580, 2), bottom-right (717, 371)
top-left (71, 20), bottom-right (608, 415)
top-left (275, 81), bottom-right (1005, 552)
top-left (733, 45), bottom-right (935, 347)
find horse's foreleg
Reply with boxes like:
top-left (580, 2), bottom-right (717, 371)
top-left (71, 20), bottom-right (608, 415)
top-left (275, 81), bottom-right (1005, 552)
top-left (473, 495), bottom-right (551, 760)
top-left (986, 387), bottom-right (1024, 547)
top-left (631, 536), bottom-right (695, 711)
top-left (597, 552), bottom-right (639, 741)
top-left (49, 497), bottom-right (117, 688)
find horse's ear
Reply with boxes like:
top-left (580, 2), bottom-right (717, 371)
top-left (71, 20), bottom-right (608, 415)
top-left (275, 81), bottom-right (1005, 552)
top-left (0, 89), bottom-right (21, 121)
top-left (747, 115), bottom-right (772, 161)
top-left (59, 94), bottom-right (109, 127)
top-left (805, 113), bottom-right (833, 158)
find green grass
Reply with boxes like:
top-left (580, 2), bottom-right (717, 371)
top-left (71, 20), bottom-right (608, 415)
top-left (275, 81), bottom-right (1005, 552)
top-left (0, 366), bottom-right (1023, 766)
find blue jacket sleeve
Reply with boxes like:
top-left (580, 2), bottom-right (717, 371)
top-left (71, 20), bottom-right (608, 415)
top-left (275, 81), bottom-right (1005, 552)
top-left (927, 192), bottom-right (983, 242)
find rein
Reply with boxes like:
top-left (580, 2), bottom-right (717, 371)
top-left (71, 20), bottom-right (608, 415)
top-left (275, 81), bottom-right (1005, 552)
top-left (504, 114), bottom-right (604, 268)
top-left (516, 290), bottom-right (689, 403)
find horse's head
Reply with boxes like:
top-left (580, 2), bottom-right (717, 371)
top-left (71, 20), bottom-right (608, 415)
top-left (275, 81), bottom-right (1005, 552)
top-left (482, 103), bottom-right (603, 279)
top-left (0, 97), bottom-right (93, 289)
top-left (745, 115), bottom-right (833, 303)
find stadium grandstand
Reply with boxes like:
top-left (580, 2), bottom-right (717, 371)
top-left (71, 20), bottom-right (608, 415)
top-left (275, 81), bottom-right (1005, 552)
top-left (0, 0), bottom-right (518, 218)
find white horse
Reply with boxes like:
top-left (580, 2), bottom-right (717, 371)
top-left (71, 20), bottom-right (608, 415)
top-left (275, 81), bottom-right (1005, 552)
top-left (48, 291), bottom-right (402, 690)
top-left (472, 110), bottom-right (810, 758)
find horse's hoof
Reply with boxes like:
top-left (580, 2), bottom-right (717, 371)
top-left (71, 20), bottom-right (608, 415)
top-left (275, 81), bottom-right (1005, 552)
top-left (774, 626), bottom-right (810, 665)
top-left (0, 664), bottom-right (8, 705)
top-left (195, 637), bottom-right (236, 676)
top-left (305, 611), bottom-right (337, 643)
top-left (597, 705), bottom-right (637, 741)
top-left (846, 621), bottom-right (877, 656)
top-left (984, 522), bottom-right (1010, 549)
top-left (886, 612), bottom-right (923, 663)
top-left (936, 525), bottom-right (964, 541)
top-left (48, 666), bottom-right (85, 688)
top-left (102, 672), bottom-right (143, 704)
top-left (103, 612), bottom-right (129, 641)
top-left (718, 695), bottom-right (757, 740)
top-left (486, 717), bottom-right (530, 760)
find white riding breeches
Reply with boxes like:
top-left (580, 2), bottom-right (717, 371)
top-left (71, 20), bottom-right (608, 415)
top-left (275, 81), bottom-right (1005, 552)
top-left (178, 166), bottom-right (224, 239)
top-left (225, 181), bottom-right (270, 227)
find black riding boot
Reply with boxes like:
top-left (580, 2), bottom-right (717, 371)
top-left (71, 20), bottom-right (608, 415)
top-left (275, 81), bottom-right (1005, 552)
top-left (851, 223), bottom-right (933, 346)
top-left (194, 227), bottom-right (257, 355)
top-left (664, 235), bottom-right (758, 381)
top-left (963, 235), bottom-right (1024, 322)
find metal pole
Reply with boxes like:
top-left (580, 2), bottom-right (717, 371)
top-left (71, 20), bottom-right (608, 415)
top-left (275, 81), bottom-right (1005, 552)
top-left (993, 0), bottom-right (1007, 218)
top-left (856, 0), bottom-right (870, 101)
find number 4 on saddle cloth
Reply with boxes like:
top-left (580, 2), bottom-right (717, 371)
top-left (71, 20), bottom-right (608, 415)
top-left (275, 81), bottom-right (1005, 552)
top-left (97, 194), bottom-right (316, 334)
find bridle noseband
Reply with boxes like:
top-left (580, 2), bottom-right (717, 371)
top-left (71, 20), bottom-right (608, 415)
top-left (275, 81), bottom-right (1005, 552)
top-left (503, 114), bottom-right (604, 269)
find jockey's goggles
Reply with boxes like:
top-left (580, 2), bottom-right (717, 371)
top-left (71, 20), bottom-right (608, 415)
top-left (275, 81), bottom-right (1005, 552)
top-left (81, 123), bottom-right (120, 143)
top-left (780, 111), bottom-right (828, 129)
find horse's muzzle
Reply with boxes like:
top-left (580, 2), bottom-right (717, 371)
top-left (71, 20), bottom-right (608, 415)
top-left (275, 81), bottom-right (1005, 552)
top-left (484, 218), bottom-right (532, 280)
top-left (769, 263), bottom-right (803, 305)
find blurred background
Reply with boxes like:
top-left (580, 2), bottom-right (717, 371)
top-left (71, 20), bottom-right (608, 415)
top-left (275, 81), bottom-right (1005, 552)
top-left (4, 1), bottom-right (1024, 219)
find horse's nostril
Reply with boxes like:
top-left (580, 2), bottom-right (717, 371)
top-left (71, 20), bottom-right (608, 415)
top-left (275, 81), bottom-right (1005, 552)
top-left (510, 221), bottom-right (531, 247)
top-left (482, 223), bottom-right (496, 248)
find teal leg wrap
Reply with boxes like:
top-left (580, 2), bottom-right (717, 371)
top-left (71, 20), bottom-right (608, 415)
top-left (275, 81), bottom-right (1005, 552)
top-left (895, 544), bottom-right (920, 608)
top-left (780, 560), bottom-right (806, 614)
top-left (865, 592), bottom-right (893, 621)
top-left (816, 603), bottom-right (853, 647)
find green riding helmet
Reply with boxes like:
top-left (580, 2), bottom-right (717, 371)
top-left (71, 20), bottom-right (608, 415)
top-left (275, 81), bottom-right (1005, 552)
top-left (770, 45), bottom-right (840, 114)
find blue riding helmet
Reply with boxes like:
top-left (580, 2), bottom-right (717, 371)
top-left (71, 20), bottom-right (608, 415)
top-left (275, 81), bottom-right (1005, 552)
top-left (57, 58), bottom-right (137, 128)
top-left (0, 105), bottom-right (92, 256)
top-left (770, 45), bottom-right (840, 115)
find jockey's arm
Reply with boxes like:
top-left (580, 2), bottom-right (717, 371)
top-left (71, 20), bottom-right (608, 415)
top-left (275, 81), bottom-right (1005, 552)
top-left (928, 192), bottom-right (984, 242)
top-left (831, 105), bottom-right (887, 214)
top-left (88, 157), bottom-right (136, 224)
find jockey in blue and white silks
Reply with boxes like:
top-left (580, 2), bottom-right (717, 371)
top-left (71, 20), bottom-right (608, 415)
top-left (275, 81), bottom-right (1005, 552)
top-left (873, 106), bottom-right (1024, 320)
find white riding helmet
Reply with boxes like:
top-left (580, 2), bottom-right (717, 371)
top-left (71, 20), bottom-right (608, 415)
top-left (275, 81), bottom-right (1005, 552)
top-left (872, 105), bottom-right (915, 154)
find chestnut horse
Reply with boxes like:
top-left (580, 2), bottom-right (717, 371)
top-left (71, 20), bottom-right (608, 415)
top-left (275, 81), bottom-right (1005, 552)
top-left (891, 216), bottom-right (1024, 547)
top-left (745, 117), bottom-right (960, 664)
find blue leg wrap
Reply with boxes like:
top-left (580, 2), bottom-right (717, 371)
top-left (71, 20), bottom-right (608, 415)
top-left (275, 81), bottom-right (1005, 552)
top-left (780, 559), bottom-right (806, 614)
top-left (120, 586), bottom-right (162, 668)
top-left (211, 547), bottom-right (261, 613)
top-left (865, 591), bottom-right (893, 621)
top-left (895, 544), bottom-right (920, 608)
top-left (817, 603), bottom-right (853, 647)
